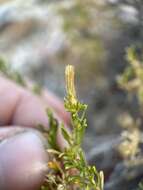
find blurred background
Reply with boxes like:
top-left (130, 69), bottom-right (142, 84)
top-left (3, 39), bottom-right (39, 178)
top-left (0, 0), bottom-right (143, 189)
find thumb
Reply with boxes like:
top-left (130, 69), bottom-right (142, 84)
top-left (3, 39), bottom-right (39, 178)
top-left (0, 127), bottom-right (48, 190)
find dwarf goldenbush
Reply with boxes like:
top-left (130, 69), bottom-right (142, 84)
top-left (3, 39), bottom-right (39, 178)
top-left (41, 65), bottom-right (104, 190)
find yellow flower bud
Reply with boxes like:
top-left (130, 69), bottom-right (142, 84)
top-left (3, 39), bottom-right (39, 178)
top-left (65, 65), bottom-right (77, 105)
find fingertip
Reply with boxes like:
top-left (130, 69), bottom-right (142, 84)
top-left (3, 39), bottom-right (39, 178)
top-left (0, 129), bottom-right (48, 190)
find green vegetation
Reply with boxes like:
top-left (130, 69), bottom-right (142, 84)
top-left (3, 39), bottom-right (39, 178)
top-left (0, 58), bottom-right (42, 95)
top-left (0, 58), bottom-right (26, 87)
top-left (117, 46), bottom-right (143, 187)
top-left (138, 182), bottom-right (143, 190)
top-left (119, 46), bottom-right (143, 106)
top-left (117, 46), bottom-right (143, 159)
top-left (41, 65), bottom-right (104, 190)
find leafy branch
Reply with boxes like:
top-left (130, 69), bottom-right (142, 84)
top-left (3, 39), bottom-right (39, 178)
top-left (42, 65), bottom-right (104, 190)
top-left (118, 46), bottom-right (143, 106)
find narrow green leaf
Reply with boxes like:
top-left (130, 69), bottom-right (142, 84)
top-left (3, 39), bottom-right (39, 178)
top-left (61, 124), bottom-right (71, 145)
top-left (47, 109), bottom-right (59, 150)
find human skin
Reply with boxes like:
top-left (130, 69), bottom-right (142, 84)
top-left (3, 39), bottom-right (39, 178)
top-left (0, 76), bottom-right (69, 190)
